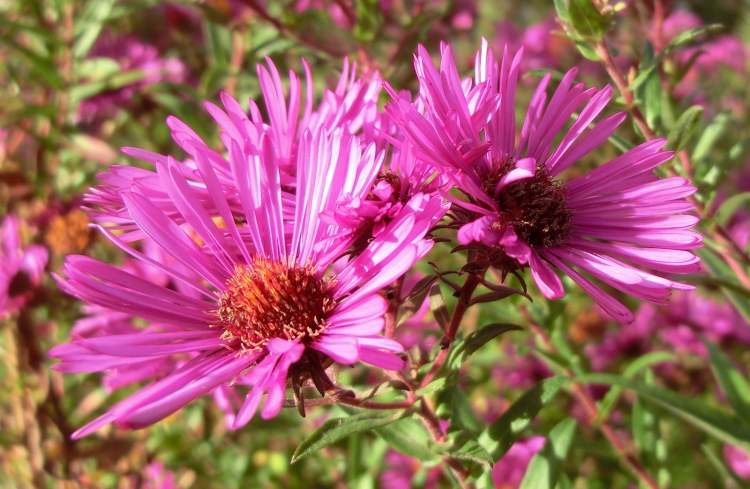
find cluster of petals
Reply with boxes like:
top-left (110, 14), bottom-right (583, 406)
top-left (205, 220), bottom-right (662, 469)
top-left (0, 215), bottom-right (48, 317)
top-left (386, 40), bottom-right (701, 322)
top-left (52, 58), bottom-right (447, 437)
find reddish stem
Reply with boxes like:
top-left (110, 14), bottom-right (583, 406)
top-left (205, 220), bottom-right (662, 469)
top-left (420, 272), bottom-right (482, 388)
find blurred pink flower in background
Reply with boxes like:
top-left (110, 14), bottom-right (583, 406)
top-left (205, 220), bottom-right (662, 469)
top-left (724, 445), bottom-right (750, 480)
top-left (586, 291), bottom-right (750, 370)
top-left (143, 461), bottom-right (177, 489)
top-left (295, 0), bottom-right (354, 29)
top-left (492, 436), bottom-right (546, 489)
top-left (494, 16), bottom-right (565, 71)
top-left (662, 9), bottom-right (748, 105)
top-left (493, 343), bottom-right (552, 391)
top-left (78, 33), bottom-right (187, 124)
top-left (0, 215), bottom-right (48, 317)
top-left (379, 450), bottom-right (442, 489)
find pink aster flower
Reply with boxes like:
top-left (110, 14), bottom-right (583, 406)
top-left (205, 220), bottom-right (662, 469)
top-left (492, 436), bottom-right (545, 489)
top-left (1, 215), bottom-right (48, 317)
top-left (387, 40), bottom-right (701, 322)
top-left (52, 85), bottom-right (445, 437)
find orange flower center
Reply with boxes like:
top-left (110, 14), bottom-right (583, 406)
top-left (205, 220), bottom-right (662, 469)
top-left (216, 259), bottom-right (336, 350)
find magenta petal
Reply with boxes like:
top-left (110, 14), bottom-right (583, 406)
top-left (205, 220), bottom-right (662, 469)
top-left (358, 347), bottom-right (405, 370)
top-left (312, 336), bottom-right (360, 365)
top-left (530, 252), bottom-right (564, 300)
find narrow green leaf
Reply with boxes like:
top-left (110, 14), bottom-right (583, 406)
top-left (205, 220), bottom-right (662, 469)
top-left (668, 105), bottom-right (704, 151)
top-left (693, 113), bottom-right (729, 162)
top-left (0, 34), bottom-right (63, 88)
top-left (706, 341), bottom-right (750, 425)
top-left (485, 377), bottom-right (568, 458)
top-left (73, 0), bottom-right (116, 58)
top-left (553, 0), bottom-right (571, 24)
top-left (398, 274), bottom-right (438, 324)
top-left (463, 323), bottom-right (522, 356)
top-left (291, 410), bottom-right (406, 463)
top-left (578, 373), bottom-right (750, 449)
top-left (597, 351), bottom-right (676, 423)
top-left (518, 419), bottom-right (577, 489)
top-left (429, 284), bottom-right (451, 329)
top-left (353, 0), bottom-right (383, 43)
top-left (663, 24), bottom-right (723, 57)
top-left (374, 417), bottom-right (436, 462)
top-left (439, 386), bottom-right (483, 434)
top-left (715, 192), bottom-right (750, 227)
top-left (447, 439), bottom-right (494, 469)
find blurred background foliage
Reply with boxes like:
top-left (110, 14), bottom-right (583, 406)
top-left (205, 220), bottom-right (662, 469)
top-left (2, 0), bottom-right (750, 488)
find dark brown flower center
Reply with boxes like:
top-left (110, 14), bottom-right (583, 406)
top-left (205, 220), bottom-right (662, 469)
top-left (489, 161), bottom-right (572, 248)
top-left (216, 259), bottom-right (336, 350)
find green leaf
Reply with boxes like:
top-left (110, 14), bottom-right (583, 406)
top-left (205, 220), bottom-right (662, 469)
top-left (429, 284), bottom-right (451, 329)
top-left (439, 386), bottom-right (483, 434)
top-left (74, 57), bottom-right (121, 80)
top-left (446, 323), bottom-right (522, 373)
top-left (69, 69), bottom-right (145, 105)
top-left (632, 396), bottom-right (657, 456)
top-left (374, 417), bottom-right (436, 462)
top-left (578, 373), bottom-right (750, 449)
top-left (553, 0), bottom-right (571, 24)
top-left (463, 323), bottom-right (522, 356)
top-left (597, 351), bottom-right (676, 423)
top-left (398, 274), bottom-right (438, 324)
top-left (291, 410), bottom-right (406, 463)
top-left (484, 377), bottom-right (568, 458)
top-left (353, 0), bottom-right (382, 43)
top-left (697, 248), bottom-right (750, 324)
top-left (668, 105), bottom-right (704, 151)
top-left (447, 438), bottom-right (494, 469)
top-left (73, 0), bottom-right (116, 58)
top-left (663, 24), bottom-right (724, 57)
top-left (693, 113), bottom-right (729, 162)
top-left (0, 34), bottom-right (63, 88)
top-left (567, 0), bottom-right (610, 39)
top-left (706, 341), bottom-right (750, 425)
top-left (518, 419), bottom-right (577, 489)
top-left (715, 192), bottom-right (750, 228)
top-left (637, 44), bottom-right (662, 131)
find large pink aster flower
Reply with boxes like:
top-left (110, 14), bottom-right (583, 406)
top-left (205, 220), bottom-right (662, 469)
top-left (387, 40), bottom-right (701, 322)
top-left (52, 86), bottom-right (446, 438)
top-left (0, 215), bottom-right (48, 317)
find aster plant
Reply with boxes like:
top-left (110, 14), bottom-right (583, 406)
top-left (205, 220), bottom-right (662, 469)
top-left (5, 1), bottom-right (750, 488)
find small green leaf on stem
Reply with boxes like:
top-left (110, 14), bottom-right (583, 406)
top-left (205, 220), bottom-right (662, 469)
top-left (291, 410), bottom-right (407, 463)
